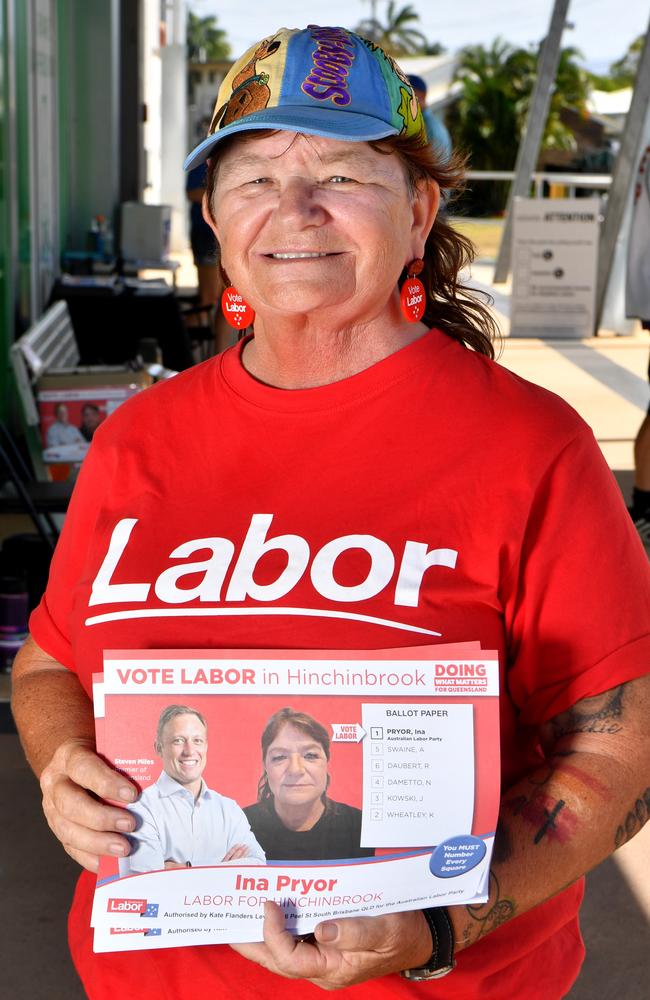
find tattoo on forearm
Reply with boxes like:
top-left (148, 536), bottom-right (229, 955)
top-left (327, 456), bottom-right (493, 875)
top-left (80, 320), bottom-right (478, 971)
top-left (461, 873), bottom-right (515, 945)
top-left (550, 685), bottom-right (625, 739)
top-left (614, 788), bottom-right (650, 848)
top-left (492, 815), bottom-right (514, 864)
top-left (536, 758), bottom-right (611, 800)
top-left (529, 752), bottom-right (586, 790)
top-left (503, 791), bottom-right (578, 845)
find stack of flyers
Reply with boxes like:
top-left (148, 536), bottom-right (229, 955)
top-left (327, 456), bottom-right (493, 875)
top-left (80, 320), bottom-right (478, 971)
top-left (91, 643), bottom-right (500, 952)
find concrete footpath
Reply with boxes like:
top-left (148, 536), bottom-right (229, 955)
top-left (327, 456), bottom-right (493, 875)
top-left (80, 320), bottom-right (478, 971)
top-left (1, 264), bottom-right (648, 997)
top-left (473, 262), bottom-right (650, 996)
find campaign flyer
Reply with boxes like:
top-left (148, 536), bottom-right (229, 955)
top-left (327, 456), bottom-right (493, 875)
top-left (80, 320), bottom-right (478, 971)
top-left (92, 645), bottom-right (499, 951)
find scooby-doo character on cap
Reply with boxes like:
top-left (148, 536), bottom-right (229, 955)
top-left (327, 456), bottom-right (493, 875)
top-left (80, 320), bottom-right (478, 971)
top-left (209, 36), bottom-right (282, 133)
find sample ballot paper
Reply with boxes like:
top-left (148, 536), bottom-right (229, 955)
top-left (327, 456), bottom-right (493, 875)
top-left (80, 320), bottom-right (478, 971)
top-left (92, 645), bottom-right (500, 951)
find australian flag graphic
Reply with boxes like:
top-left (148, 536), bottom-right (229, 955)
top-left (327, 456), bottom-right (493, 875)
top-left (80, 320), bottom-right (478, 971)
top-left (141, 902), bottom-right (159, 919)
top-left (144, 928), bottom-right (162, 937)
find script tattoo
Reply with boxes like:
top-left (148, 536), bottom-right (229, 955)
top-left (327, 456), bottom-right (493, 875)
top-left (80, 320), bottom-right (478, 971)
top-left (549, 685), bottom-right (625, 739)
top-left (461, 872), bottom-right (515, 946)
top-left (614, 788), bottom-right (650, 849)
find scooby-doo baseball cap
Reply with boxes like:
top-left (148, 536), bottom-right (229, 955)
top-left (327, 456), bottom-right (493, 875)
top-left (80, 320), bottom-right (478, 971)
top-left (184, 25), bottom-right (426, 170)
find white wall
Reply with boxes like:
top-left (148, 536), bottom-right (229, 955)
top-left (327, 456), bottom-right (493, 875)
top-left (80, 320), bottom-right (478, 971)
top-left (160, 0), bottom-right (188, 251)
top-left (142, 0), bottom-right (188, 252)
top-left (28, 0), bottom-right (60, 315)
top-left (142, 0), bottom-right (163, 205)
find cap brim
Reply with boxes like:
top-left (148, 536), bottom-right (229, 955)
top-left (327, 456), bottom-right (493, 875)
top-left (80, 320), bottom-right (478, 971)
top-left (183, 108), bottom-right (399, 171)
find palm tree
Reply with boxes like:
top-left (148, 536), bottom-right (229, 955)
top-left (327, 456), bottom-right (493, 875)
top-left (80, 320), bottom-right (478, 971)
top-left (448, 38), bottom-right (590, 213)
top-left (186, 12), bottom-right (230, 63)
top-left (355, 2), bottom-right (428, 56)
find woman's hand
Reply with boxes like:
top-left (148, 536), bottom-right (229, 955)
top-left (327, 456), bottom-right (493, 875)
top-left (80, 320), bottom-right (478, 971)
top-left (12, 637), bottom-right (140, 873)
top-left (231, 902), bottom-right (432, 989)
top-left (39, 736), bottom-right (138, 872)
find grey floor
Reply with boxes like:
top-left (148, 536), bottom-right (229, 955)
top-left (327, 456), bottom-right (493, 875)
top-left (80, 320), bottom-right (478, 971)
top-left (1, 726), bottom-right (648, 999)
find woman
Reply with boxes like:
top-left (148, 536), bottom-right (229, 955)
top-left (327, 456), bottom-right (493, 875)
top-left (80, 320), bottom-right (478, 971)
top-left (11, 24), bottom-right (650, 1000)
top-left (244, 707), bottom-right (374, 861)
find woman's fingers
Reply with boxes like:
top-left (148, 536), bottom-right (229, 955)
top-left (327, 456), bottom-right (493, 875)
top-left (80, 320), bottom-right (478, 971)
top-left (236, 907), bottom-right (433, 988)
top-left (39, 740), bottom-right (138, 871)
top-left (64, 846), bottom-right (104, 873)
top-left (61, 740), bottom-right (138, 804)
top-left (44, 785), bottom-right (132, 851)
top-left (231, 905), bottom-right (327, 982)
top-left (314, 915), bottom-right (382, 951)
top-left (243, 903), bottom-right (329, 981)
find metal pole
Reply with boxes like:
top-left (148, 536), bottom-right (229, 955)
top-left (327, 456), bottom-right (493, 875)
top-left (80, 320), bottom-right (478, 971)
top-left (493, 0), bottom-right (570, 283)
top-left (594, 20), bottom-right (650, 331)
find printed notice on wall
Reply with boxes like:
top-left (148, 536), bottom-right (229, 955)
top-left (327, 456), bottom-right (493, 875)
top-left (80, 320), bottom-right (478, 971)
top-left (510, 197), bottom-right (600, 339)
top-left (91, 645), bottom-right (500, 952)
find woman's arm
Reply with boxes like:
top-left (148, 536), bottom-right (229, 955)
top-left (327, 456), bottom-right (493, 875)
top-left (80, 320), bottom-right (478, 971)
top-left (11, 636), bottom-right (138, 872)
top-left (231, 673), bottom-right (650, 988)
top-left (453, 675), bottom-right (650, 948)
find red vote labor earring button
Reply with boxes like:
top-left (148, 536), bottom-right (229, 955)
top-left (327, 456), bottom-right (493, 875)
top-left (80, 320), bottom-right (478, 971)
top-left (222, 287), bottom-right (255, 329)
top-left (400, 277), bottom-right (425, 322)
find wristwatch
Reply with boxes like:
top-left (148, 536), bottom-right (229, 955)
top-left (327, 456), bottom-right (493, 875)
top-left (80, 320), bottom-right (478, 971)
top-left (400, 906), bottom-right (456, 981)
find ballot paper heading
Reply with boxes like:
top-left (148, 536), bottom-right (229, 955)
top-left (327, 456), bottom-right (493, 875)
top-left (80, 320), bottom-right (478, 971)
top-left (101, 657), bottom-right (498, 696)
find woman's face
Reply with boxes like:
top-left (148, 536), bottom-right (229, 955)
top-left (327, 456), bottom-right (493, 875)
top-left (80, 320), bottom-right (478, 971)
top-left (264, 722), bottom-right (329, 810)
top-left (207, 131), bottom-right (437, 322)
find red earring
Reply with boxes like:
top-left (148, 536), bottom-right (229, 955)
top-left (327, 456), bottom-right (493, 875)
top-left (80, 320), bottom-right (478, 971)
top-left (400, 258), bottom-right (426, 323)
top-left (221, 286), bottom-right (255, 329)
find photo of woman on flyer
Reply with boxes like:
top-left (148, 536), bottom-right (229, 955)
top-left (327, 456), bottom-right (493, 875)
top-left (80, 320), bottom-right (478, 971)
top-left (244, 708), bottom-right (375, 862)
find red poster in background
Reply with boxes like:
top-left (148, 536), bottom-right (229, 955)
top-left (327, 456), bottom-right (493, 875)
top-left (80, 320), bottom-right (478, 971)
top-left (38, 386), bottom-right (142, 474)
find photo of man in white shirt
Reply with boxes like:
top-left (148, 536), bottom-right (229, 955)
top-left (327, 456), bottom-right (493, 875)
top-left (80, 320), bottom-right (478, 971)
top-left (119, 704), bottom-right (265, 874)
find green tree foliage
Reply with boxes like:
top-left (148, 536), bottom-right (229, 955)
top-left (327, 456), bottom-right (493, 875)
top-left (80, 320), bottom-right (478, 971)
top-left (448, 38), bottom-right (590, 214)
top-left (187, 12), bottom-right (230, 63)
top-left (355, 2), bottom-right (429, 56)
top-left (421, 41), bottom-right (447, 56)
top-left (590, 33), bottom-right (644, 90)
top-left (609, 33), bottom-right (644, 86)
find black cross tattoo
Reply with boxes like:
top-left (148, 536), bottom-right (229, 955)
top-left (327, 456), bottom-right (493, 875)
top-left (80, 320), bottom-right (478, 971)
top-left (534, 799), bottom-right (565, 844)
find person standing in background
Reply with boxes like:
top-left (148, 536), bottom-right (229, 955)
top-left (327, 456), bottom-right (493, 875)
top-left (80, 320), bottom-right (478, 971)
top-left (186, 135), bottom-right (233, 353)
top-left (407, 74), bottom-right (452, 162)
top-left (625, 144), bottom-right (650, 546)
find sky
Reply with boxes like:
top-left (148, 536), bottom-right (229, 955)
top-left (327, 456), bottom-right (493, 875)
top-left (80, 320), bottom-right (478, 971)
top-left (187, 0), bottom-right (648, 74)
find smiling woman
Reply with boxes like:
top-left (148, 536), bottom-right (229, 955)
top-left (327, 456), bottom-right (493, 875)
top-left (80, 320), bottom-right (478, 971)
top-left (10, 21), bottom-right (650, 1000)
top-left (202, 129), bottom-right (496, 385)
top-left (209, 134), bottom-right (432, 342)
top-left (244, 707), bottom-right (375, 862)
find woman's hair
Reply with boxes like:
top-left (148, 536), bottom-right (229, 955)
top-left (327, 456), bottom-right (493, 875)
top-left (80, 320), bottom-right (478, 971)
top-left (204, 130), bottom-right (499, 359)
top-left (370, 134), bottom-right (499, 359)
top-left (257, 707), bottom-right (330, 802)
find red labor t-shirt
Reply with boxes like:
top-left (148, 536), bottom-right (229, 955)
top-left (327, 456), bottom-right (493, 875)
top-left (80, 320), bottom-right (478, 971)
top-left (31, 329), bottom-right (650, 999)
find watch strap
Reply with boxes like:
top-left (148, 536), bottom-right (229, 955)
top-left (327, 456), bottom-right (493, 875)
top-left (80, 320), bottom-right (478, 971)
top-left (400, 906), bottom-right (455, 981)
